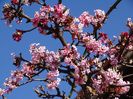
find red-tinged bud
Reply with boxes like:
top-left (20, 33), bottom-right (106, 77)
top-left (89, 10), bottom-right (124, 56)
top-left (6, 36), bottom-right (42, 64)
top-left (99, 32), bottom-right (108, 39)
top-left (12, 30), bottom-right (23, 42)
top-left (121, 32), bottom-right (129, 38)
top-left (11, 0), bottom-right (19, 4)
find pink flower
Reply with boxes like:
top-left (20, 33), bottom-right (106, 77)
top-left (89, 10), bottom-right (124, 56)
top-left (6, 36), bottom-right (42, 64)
top-left (110, 55), bottom-right (118, 66)
top-left (54, 4), bottom-right (66, 16)
top-left (92, 69), bottom-right (130, 94)
top-left (47, 78), bottom-right (61, 89)
top-left (103, 69), bottom-right (121, 85)
top-left (32, 8), bottom-right (49, 28)
top-left (52, 4), bottom-right (70, 24)
top-left (115, 79), bottom-right (130, 94)
top-left (81, 34), bottom-right (109, 54)
top-left (32, 11), bottom-right (40, 27)
top-left (79, 11), bottom-right (92, 27)
top-left (22, 63), bottom-right (35, 77)
top-left (40, 5), bottom-right (51, 13)
top-left (4, 70), bottom-right (24, 89)
top-left (29, 43), bottom-right (46, 64)
top-left (92, 9), bottom-right (106, 27)
top-left (47, 70), bottom-right (59, 80)
top-left (94, 9), bottom-right (105, 19)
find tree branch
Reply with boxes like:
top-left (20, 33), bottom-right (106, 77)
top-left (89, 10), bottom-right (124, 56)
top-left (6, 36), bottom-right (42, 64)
top-left (58, 0), bottom-right (62, 4)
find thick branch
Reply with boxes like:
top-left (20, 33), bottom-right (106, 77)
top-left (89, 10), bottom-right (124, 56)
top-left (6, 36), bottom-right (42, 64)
top-left (56, 31), bottom-right (67, 46)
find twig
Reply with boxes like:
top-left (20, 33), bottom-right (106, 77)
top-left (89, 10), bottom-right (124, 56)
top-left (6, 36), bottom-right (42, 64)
top-left (111, 83), bottom-right (133, 87)
top-left (20, 13), bottom-right (32, 23)
top-left (57, 32), bottom-right (67, 46)
top-left (23, 27), bottom-right (37, 33)
top-left (123, 74), bottom-right (133, 78)
top-left (68, 79), bottom-right (75, 98)
top-left (93, 0), bottom-right (122, 39)
top-left (105, 0), bottom-right (122, 18)
top-left (58, 0), bottom-right (62, 4)
top-left (19, 78), bottom-right (47, 86)
top-left (2, 95), bottom-right (6, 99)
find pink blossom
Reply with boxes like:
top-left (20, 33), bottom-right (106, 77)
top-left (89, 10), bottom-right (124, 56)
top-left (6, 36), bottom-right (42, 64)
top-left (94, 9), bottom-right (105, 20)
top-left (115, 79), bottom-right (130, 94)
top-left (79, 11), bottom-right (92, 27)
top-left (92, 76), bottom-right (104, 94)
top-left (92, 69), bottom-right (130, 94)
top-left (127, 44), bottom-right (133, 50)
top-left (53, 4), bottom-right (66, 16)
top-left (52, 4), bottom-right (70, 24)
top-left (47, 70), bottom-right (59, 80)
top-left (103, 69), bottom-right (121, 85)
top-left (32, 8), bottom-right (49, 28)
top-left (80, 33), bottom-right (109, 54)
top-left (29, 43), bottom-right (47, 64)
top-left (45, 51), bottom-right (60, 70)
top-left (47, 78), bottom-right (61, 89)
top-left (40, 5), bottom-right (51, 13)
top-left (4, 70), bottom-right (23, 89)
top-left (92, 9), bottom-right (106, 26)
top-left (32, 11), bottom-right (40, 27)
top-left (110, 55), bottom-right (118, 66)
top-left (67, 18), bottom-right (83, 39)
top-left (22, 63), bottom-right (35, 77)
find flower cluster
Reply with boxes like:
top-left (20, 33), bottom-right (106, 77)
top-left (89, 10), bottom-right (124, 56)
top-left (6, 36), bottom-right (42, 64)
top-left (79, 9), bottom-right (106, 27)
top-left (29, 43), bottom-right (61, 89)
top-left (92, 69), bottom-right (130, 94)
top-left (11, 0), bottom-right (39, 5)
top-left (59, 44), bottom-right (88, 84)
top-left (0, 70), bottom-right (24, 95)
top-left (32, 4), bottom-right (71, 34)
top-left (59, 44), bottom-right (80, 65)
top-left (2, 3), bottom-right (16, 24)
top-left (80, 33), bottom-right (109, 54)
top-left (22, 63), bottom-right (35, 77)
top-left (0, 62), bottom-right (36, 96)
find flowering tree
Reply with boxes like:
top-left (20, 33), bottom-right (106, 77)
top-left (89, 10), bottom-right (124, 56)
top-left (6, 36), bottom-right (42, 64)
top-left (0, 0), bottom-right (133, 99)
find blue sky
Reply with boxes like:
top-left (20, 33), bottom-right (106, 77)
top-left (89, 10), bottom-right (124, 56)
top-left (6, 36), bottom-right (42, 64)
top-left (0, 0), bottom-right (133, 99)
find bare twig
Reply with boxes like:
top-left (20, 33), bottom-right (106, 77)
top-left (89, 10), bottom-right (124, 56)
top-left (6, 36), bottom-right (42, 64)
top-left (123, 74), bottom-right (133, 78)
top-left (58, 0), bottom-right (62, 4)
top-left (93, 0), bottom-right (122, 39)
top-left (19, 79), bottom-right (47, 86)
top-left (23, 27), bottom-right (37, 33)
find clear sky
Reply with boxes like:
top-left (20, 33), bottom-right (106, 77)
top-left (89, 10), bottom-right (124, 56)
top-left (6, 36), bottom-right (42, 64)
top-left (0, 0), bottom-right (133, 99)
